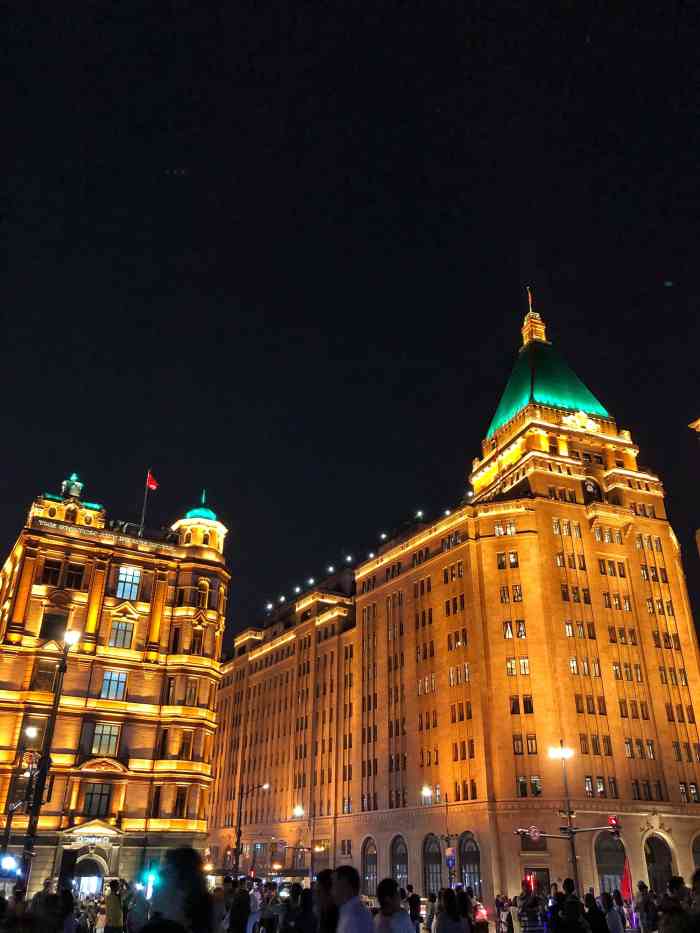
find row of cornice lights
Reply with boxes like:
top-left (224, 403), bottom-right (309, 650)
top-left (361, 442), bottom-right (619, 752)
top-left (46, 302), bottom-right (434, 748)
top-left (263, 500), bottom-right (471, 613)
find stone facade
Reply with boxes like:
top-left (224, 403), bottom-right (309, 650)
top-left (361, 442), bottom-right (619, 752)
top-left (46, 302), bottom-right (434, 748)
top-left (0, 477), bottom-right (227, 893)
top-left (209, 311), bottom-right (700, 901)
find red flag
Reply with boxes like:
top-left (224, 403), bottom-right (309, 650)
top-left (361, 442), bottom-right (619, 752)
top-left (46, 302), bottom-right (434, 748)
top-left (621, 857), bottom-right (632, 902)
top-left (146, 470), bottom-right (159, 491)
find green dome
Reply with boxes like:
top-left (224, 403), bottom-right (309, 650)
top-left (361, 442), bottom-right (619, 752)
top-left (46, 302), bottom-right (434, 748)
top-left (184, 489), bottom-right (217, 521)
top-left (487, 330), bottom-right (609, 438)
top-left (185, 505), bottom-right (217, 521)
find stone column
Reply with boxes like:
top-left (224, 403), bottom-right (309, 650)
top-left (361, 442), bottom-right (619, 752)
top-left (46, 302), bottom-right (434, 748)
top-left (6, 542), bottom-right (39, 642)
top-left (83, 553), bottom-right (110, 653)
top-left (187, 784), bottom-right (201, 820)
top-left (146, 566), bottom-right (169, 658)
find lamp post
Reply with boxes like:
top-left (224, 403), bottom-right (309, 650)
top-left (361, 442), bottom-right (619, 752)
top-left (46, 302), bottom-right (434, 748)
top-left (1, 728), bottom-right (41, 856)
top-left (292, 804), bottom-right (318, 884)
top-left (233, 782), bottom-right (270, 877)
top-left (422, 786), bottom-right (455, 888)
top-left (22, 629), bottom-right (81, 884)
top-left (548, 741), bottom-right (580, 894)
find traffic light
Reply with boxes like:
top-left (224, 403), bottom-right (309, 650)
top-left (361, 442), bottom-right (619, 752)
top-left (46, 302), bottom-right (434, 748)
top-left (607, 815), bottom-right (621, 838)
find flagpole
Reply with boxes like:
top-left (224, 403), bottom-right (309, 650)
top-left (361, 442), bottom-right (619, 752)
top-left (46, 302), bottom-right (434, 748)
top-left (139, 470), bottom-right (150, 538)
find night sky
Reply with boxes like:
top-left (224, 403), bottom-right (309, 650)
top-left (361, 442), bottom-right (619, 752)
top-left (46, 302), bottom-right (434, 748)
top-left (5, 5), bottom-right (700, 646)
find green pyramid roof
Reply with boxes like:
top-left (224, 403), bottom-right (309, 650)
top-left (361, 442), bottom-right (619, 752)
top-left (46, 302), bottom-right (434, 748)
top-left (486, 332), bottom-right (609, 439)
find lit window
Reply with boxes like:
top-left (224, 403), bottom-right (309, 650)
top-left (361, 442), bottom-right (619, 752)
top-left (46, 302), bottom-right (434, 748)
top-left (108, 621), bottom-right (134, 649)
top-left (100, 671), bottom-right (127, 700)
top-left (91, 723), bottom-right (120, 757)
top-left (116, 567), bottom-right (141, 601)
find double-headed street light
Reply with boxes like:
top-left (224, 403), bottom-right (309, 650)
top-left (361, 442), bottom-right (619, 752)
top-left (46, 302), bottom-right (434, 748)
top-left (21, 628), bottom-right (81, 884)
top-left (233, 782), bottom-right (270, 877)
top-left (548, 741), bottom-right (580, 894)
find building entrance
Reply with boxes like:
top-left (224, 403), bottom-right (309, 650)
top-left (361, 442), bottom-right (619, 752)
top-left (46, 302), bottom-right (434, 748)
top-left (644, 835), bottom-right (673, 895)
top-left (74, 857), bottom-right (104, 897)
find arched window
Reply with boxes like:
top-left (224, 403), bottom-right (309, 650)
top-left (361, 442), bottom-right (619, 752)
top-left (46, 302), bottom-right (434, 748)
top-left (361, 838), bottom-right (377, 896)
top-left (423, 834), bottom-right (442, 896)
top-left (459, 832), bottom-right (481, 896)
top-left (391, 835), bottom-right (408, 889)
top-left (65, 506), bottom-right (78, 524)
top-left (645, 835), bottom-right (673, 895)
top-left (595, 833), bottom-right (626, 892)
top-left (202, 532), bottom-right (210, 546)
top-left (185, 532), bottom-right (191, 545)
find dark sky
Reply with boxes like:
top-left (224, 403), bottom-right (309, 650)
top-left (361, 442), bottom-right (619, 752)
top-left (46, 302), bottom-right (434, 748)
top-left (5, 4), bottom-right (700, 646)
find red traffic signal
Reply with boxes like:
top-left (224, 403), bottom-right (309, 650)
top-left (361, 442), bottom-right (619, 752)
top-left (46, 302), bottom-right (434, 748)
top-left (607, 815), bottom-right (621, 837)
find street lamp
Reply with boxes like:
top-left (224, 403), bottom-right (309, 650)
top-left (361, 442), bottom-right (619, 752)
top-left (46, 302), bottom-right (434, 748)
top-left (292, 804), bottom-right (305, 818)
top-left (232, 782), bottom-right (270, 877)
top-left (548, 740), bottom-right (580, 893)
top-left (421, 784), bottom-right (433, 801)
top-left (21, 629), bottom-right (81, 884)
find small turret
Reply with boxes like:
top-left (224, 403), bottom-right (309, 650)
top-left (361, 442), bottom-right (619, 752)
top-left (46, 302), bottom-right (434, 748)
top-left (29, 473), bottom-right (106, 528)
top-left (171, 490), bottom-right (227, 555)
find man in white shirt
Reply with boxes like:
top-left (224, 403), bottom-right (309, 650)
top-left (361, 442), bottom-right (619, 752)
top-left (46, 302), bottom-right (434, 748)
top-left (374, 878), bottom-right (415, 933)
top-left (333, 865), bottom-right (375, 933)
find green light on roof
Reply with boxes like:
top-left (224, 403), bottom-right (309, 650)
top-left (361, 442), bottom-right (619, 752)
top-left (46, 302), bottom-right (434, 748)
top-left (185, 490), bottom-right (217, 521)
top-left (486, 339), bottom-right (609, 438)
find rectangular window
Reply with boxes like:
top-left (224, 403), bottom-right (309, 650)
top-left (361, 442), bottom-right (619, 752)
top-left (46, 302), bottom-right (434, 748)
top-left (84, 782), bottom-right (111, 817)
top-left (509, 551), bottom-right (519, 568)
top-left (569, 658), bottom-right (579, 675)
top-left (523, 695), bottom-right (534, 713)
top-left (39, 610), bottom-right (67, 642)
top-left (526, 735), bottom-right (537, 754)
top-left (512, 734), bottom-right (523, 755)
top-left (584, 776), bottom-right (594, 798)
top-left (503, 621), bottom-right (514, 639)
top-left (512, 584), bottom-right (523, 602)
top-left (580, 734), bottom-right (589, 754)
top-left (497, 552), bottom-right (506, 569)
top-left (506, 658), bottom-right (516, 676)
top-left (519, 658), bottom-right (530, 675)
top-left (41, 559), bottom-right (62, 586)
top-left (500, 586), bottom-right (510, 604)
top-left (575, 694), bottom-right (584, 713)
top-left (100, 671), bottom-right (127, 700)
top-left (609, 777), bottom-right (618, 798)
top-left (108, 620), bottom-right (134, 649)
top-left (91, 723), bottom-right (120, 757)
top-left (65, 563), bottom-right (85, 589)
top-left (116, 567), bottom-right (141, 601)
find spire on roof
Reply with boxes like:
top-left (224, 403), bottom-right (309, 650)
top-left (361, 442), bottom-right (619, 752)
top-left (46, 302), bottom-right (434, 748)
top-left (201, 489), bottom-right (207, 505)
top-left (521, 287), bottom-right (548, 346)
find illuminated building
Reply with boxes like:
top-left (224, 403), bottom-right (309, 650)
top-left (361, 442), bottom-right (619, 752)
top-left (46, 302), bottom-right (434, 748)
top-left (0, 476), bottom-right (227, 893)
top-left (211, 309), bottom-right (700, 898)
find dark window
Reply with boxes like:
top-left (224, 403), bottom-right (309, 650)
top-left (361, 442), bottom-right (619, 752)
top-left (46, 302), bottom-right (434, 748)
top-left (64, 564), bottom-right (84, 589)
top-left (84, 782), bottom-right (111, 817)
top-left (31, 659), bottom-right (57, 692)
top-left (41, 560), bottom-right (61, 586)
top-left (39, 610), bottom-right (67, 642)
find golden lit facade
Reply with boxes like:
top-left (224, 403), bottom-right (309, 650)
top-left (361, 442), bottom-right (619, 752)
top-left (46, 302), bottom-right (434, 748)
top-left (211, 311), bottom-right (700, 900)
top-left (0, 476), bottom-right (228, 892)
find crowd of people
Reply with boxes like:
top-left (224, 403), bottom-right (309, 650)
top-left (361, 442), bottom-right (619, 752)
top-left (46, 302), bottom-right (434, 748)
top-left (494, 871), bottom-right (700, 933)
top-left (0, 851), bottom-right (698, 933)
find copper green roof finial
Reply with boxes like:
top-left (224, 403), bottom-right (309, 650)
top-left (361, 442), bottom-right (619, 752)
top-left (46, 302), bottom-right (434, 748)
top-left (526, 285), bottom-right (534, 314)
top-left (185, 489), bottom-right (217, 522)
